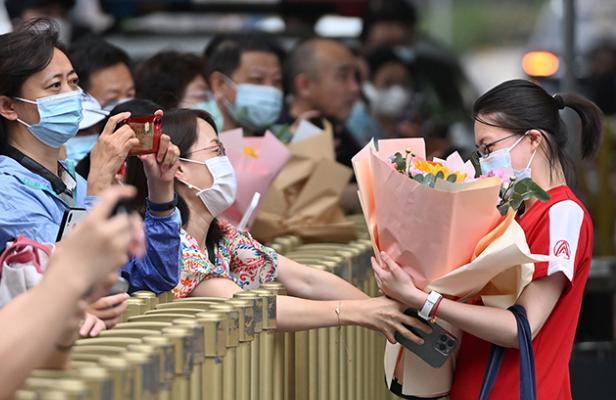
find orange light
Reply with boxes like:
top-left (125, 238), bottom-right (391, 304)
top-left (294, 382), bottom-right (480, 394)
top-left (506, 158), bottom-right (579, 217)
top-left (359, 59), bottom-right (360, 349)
top-left (522, 51), bottom-right (560, 78)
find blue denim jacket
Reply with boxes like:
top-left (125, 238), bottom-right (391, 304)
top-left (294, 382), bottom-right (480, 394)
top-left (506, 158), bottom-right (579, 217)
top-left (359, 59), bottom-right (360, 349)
top-left (0, 156), bottom-right (181, 294)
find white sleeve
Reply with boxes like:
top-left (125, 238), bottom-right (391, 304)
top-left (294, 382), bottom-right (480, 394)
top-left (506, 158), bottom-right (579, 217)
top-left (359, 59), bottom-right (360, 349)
top-left (547, 200), bottom-right (585, 281)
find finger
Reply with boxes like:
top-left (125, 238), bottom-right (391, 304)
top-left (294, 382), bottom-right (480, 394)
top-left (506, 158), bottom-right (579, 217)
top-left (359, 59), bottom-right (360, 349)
top-left (371, 257), bottom-right (386, 276)
top-left (100, 112), bottom-right (131, 137)
top-left (104, 317), bottom-right (121, 330)
top-left (394, 322), bottom-right (424, 345)
top-left (92, 293), bottom-right (130, 310)
top-left (88, 186), bottom-right (137, 221)
top-left (89, 318), bottom-right (107, 337)
top-left (139, 154), bottom-right (157, 170)
top-left (162, 143), bottom-right (179, 169)
top-left (382, 328), bottom-right (396, 344)
top-left (79, 314), bottom-right (96, 337)
top-left (398, 313), bottom-right (432, 335)
top-left (157, 135), bottom-right (171, 163)
top-left (94, 300), bottom-right (129, 320)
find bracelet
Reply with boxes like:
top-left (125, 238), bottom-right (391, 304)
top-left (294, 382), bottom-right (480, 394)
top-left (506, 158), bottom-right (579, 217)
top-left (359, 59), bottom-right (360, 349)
top-left (430, 296), bottom-right (444, 324)
top-left (146, 192), bottom-right (178, 212)
top-left (335, 301), bottom-right (342, 327)
top-left (418, 291), bottom-right (443, 321)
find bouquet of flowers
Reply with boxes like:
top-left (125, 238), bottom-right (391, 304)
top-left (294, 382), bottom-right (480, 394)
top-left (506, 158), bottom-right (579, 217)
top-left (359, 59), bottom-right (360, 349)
top-left (352, 138), bottom-right (551, 398)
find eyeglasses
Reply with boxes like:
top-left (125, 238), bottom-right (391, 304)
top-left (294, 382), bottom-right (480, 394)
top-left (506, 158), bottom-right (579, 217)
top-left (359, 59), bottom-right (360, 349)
top-left (474, 133), bottom-right (519, 159)
top-left (185, 142), bottom-right (226, 157)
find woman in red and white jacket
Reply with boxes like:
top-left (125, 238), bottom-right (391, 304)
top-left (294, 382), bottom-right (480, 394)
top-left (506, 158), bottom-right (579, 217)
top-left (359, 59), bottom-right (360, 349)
top-left (373, 79), bottom-right (603, 400)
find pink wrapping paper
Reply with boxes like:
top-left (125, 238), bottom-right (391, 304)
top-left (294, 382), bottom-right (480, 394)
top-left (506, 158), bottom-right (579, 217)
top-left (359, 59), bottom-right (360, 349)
top-left (352, 138), bottom-right (503, 288)
top-left (220, 129), bottom-right (292, 228)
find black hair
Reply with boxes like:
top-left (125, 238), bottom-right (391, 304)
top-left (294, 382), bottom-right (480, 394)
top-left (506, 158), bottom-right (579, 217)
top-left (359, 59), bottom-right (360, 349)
top-left (69, 36), bottom-right (132, 92)
top-left (205, 34), bottom-right (285, 81)
top-left (135, 51), bottom-right (206, 110)
top-left (75, 98), bottom-right (159, 178)
top-left (365, 46), bottom-right (410, 81)
top-left (473, 79), bottom-right (603, 182)
top-left (360, 1), bottom-right (417, 44)
top-left (5, 0), bottom-right (75, 19)
top-left (124, 107), bottom-right (223, 247)
top-left (0, 18), bottom-right (64, 149)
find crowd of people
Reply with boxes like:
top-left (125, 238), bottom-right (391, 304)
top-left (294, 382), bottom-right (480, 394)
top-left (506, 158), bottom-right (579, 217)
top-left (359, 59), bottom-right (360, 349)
top-left (0, 1), bottom-right (606, 399)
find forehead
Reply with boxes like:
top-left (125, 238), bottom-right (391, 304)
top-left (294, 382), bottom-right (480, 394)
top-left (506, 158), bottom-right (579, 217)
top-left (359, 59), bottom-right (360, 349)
top-left (238, 51), bottom-right (281, 72)
top-left (31, 48), bottom-right (74, 80)
top-left (194, 117), bottom-right (218, 144)
top-left (473, 119), bottom-right (514, 145)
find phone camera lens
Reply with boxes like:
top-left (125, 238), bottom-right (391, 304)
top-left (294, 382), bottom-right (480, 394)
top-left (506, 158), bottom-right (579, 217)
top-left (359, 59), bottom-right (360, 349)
top-left (448, 340), bottom-right (455, 347)
top-left (440, 335), bottom-right (447, 342)
top-left (438, 343), bottom-right (446, 351)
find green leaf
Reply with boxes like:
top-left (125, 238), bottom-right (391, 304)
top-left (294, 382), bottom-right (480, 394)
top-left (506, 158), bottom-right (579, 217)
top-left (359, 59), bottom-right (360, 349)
top-left (497, 203), bottom-right (510, 216)
top-left (435, 171), bottom-right (445, 181)
top-left (389, 152), bottom-right (407, 173)
top-left (514, 179), bottom-right (529, 194)
top-left (510, 198), bottom-right (523, 210)
top-left (447, 174), bottom-right (458, 183)
top-left (424, 173), bottom-right (436, 188)
top-left (526, 180), bottom-right (551, 202)
top-left (412, 174), bottom-right (424, 184)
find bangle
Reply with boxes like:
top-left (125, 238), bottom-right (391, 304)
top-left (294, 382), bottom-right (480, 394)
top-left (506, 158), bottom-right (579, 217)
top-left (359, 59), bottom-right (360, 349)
top-left (418, 291), bottom-right (442, 321)
top-left (430, 296), bottom-right (444, 324)
top-left (335, 301), bottom-right (342, 327)
top-left (146, 193), bottom-right (178, 212)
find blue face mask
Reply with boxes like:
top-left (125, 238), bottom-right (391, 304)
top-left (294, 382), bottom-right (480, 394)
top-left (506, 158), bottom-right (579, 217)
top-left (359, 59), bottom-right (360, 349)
top-left (15, 90), bottom-right (83, 148)
top-left (193, 99), bottom-right (225, 133)
top-left (223, 77), bottom-right (283, 131)
top-left (346, 101), bottom-right (384, 144)
top-left (65, 134), bottom-right (98, 162)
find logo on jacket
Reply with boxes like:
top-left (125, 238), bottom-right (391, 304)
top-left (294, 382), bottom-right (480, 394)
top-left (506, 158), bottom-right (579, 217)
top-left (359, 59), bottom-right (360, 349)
top-left (554, 240), bottom-right (571, 260)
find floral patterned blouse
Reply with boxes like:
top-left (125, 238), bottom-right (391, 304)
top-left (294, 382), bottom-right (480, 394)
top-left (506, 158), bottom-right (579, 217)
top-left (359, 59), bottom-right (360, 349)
top-left (172, 219), bottom-right (278, 298)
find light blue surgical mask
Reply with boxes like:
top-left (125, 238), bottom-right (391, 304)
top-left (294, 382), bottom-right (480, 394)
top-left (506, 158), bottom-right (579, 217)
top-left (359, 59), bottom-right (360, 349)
top-left (65, 134), bottom-right (98, 162)
top-left (479, 133), bottom-right (537, 180)
top-left (15, 90), bottom-right (83, 148)
top-left (193, 99), bottom-right (225, 133)
top-left (346, 101), bottom-right (383, 144)
top-left (223, 76), bottom-right (283, 131)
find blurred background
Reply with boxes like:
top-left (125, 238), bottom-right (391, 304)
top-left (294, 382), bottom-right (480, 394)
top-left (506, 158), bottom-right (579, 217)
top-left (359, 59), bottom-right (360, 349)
top-left (1, 0), bottom-right (614, 397)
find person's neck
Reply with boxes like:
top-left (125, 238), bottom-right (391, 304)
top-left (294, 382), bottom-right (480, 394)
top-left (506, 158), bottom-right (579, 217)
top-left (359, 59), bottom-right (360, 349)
top-left (524, 165), bottom-right (566, 209)
top-left (8, 128), bottom-right (61, 175)
top-left (289, 98), bottom-right (317, 120)
top-left (215, 99), bottom-right (238, 132)
top-left (180, 188), bottom-right (214, 248)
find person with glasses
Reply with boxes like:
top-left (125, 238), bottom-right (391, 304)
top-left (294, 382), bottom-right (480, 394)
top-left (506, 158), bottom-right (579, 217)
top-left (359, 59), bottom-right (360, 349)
top-left (125, 108), bottom-right (431, 342)
top-left (373, 79), bottom-right (602, 400)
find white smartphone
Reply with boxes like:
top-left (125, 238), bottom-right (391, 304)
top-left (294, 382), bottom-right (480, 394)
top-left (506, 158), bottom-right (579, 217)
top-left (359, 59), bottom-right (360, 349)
top-left (56, 208), bottom-right (88, 241)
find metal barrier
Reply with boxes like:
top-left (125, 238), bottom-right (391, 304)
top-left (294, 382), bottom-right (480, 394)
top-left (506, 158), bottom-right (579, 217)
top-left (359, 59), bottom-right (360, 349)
top-left (17, 216), bottom-right (403, 400)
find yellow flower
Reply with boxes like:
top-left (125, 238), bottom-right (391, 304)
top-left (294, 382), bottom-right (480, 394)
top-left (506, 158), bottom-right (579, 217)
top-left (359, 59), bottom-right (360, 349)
top-left (243, 146), bottom-right (258, 158)
top-left (411, 159), bottom-right (467, 182)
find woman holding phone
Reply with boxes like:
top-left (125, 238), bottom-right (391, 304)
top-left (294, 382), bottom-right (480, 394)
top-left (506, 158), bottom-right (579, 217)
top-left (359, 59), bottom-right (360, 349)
top-left (373, 79), bottom-right (602, 399)
top-left (0, 20), bottom-right (182, 332)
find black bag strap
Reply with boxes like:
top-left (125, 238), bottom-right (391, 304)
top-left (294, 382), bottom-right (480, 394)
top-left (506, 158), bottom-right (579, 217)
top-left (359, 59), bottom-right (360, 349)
top-left (479, 305), bottom-right (536, 400)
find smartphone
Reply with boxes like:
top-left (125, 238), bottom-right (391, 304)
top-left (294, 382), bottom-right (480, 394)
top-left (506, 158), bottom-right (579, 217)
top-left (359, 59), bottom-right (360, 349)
top-left (107, 276), bottom-right (129, 296)
top-left (122, 114), bottom-right (162, 156)
top-left (394, 309), bottom-right (458, 368)
top-left (56, 208), bottom-right (88, 241)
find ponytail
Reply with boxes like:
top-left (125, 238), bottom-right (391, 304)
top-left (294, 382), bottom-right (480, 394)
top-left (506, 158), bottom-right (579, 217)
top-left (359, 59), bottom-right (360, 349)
top-left (556, 93), bottom-right (603, 159)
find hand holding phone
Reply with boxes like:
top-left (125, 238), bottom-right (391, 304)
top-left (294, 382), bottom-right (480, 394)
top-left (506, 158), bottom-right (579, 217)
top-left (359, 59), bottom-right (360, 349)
top-left (121, 114), bottom-right (162, 156)
top-left (394, 309), bottom-right (458, 368)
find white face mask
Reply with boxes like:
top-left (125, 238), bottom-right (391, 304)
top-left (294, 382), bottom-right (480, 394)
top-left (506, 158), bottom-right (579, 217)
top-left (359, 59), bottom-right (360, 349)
top-left (363, 82), bottom-right (411, 119)
top-left (178, 156), bottom-right (237, 217)
top-left (479, 133), bottom-right (537, 180)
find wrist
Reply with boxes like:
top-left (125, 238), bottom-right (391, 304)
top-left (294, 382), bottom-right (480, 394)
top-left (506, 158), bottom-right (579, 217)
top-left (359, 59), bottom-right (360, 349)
top-left (408, 288), bottom-right (428, 310)
top-left (86, 173), bottom-right (112, 196)
top-left (147, 183), bottom-right (174, 204)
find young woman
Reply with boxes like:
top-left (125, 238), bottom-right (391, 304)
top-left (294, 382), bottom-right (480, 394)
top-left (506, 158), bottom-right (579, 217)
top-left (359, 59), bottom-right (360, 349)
top-left (373, 79), bottom-right (602, 399)
top-left (125, 108), bottom-right (429, 340)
